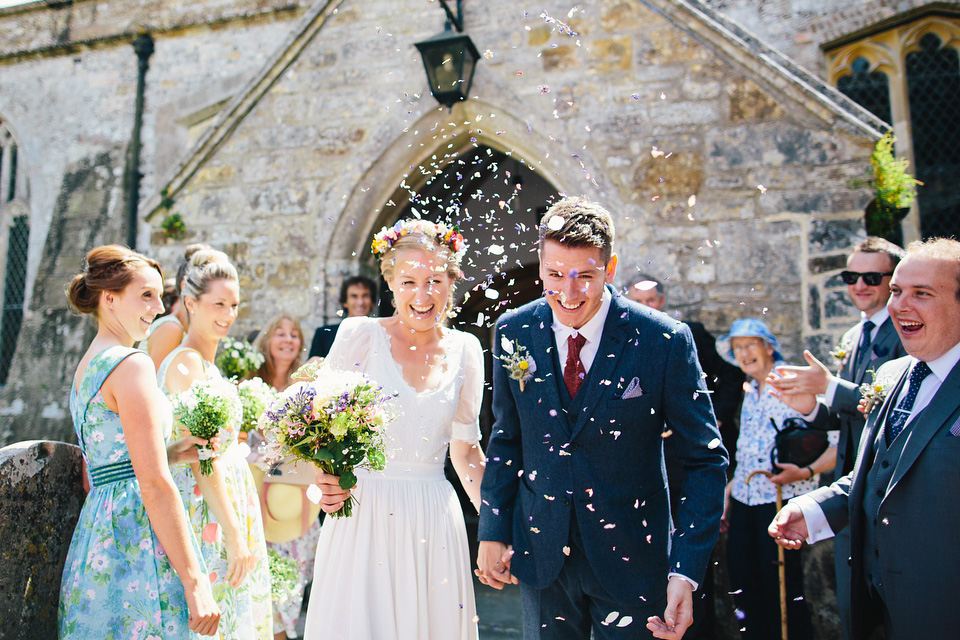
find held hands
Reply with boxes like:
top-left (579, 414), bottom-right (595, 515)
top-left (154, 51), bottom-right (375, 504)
top-left (314, 471), bottom-right (354, 514)
top-left (475, 541), bottom-right (518, 590)
top-left (768, 503), bottom-right (809, 551)
top-left (183, 577), bottom-right (221, 635)
top-left (646, 576), bottom-right (693, 639)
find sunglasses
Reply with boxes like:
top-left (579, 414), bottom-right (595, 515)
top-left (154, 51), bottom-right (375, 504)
top-left (839, 270), bottom-right (893, 286)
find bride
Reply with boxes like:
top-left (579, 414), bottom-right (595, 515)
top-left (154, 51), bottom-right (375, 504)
top-left (303, 220), bottom-right (485, 640)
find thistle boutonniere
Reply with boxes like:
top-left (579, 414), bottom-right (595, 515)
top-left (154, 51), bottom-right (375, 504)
top-left (500, 335), bottom-right (536, 392)
top-left (859, 368), bottom-right (889, 414)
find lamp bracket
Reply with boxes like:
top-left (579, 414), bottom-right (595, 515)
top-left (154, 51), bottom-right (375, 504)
top-left (437, 0), bottom-right (464, 32)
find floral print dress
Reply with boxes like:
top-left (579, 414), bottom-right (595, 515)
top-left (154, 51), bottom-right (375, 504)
top-left (158, 346), bottom-right (272, 639)
top-left (59, 346), bottom-right (206, 638)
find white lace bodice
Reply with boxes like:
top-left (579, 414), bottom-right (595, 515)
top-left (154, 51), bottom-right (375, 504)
top-left (325, 317), bottom-right (483, 470)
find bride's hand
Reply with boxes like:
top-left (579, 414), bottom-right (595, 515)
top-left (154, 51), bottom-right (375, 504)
top-left (314, 471), bottom-right (353, 514)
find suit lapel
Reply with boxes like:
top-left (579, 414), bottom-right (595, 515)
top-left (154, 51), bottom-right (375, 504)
top-left (843, 324), bottom-right (864, 382)
top-left (856, 320), bottom-right (898, 383)
top-left (889, 359), bottom-right (960, 493)
top-left (527, 299), bottom-right (572, 436)
top-left (569, 295), bottom-right (630, 440)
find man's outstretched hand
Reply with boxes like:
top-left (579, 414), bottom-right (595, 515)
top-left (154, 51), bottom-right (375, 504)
top-left (646, 576), bottom-right (693, 639)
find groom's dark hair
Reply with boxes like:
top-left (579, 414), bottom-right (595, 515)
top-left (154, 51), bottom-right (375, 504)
top-left (538, 196), bottom-right (616, 265)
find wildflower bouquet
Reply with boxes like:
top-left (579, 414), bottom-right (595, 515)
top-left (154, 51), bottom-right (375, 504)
top-left (258, 366), bottom-right (393, 517)
top-left (172, 377), bottom-right (242, 475)
top-left (215, 337), bottom-right (264, 380)
top-left (267, 547), bottom-right (299, 604)
top-left (236, 377), bottom-right (277, 433)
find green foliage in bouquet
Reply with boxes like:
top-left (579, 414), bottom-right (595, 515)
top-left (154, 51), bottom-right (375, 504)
top-left (236, 377), bottom-right (277, 433)
top-left (267, 548), bottom-right (299, 603)
top-left (215, 337), bottom-right (265, 380)
top-left (172, 377), bottom-right (241, 475)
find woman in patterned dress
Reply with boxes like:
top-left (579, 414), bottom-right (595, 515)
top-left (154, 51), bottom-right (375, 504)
top-left (59, 245), bottom-right (220, 637)
top-left (158, 249), bottom-right (273, 639)
top-left (716, 318), bottom-right (837, 640)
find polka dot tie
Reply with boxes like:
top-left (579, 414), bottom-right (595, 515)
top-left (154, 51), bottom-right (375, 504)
top-left (564, 333), bottom-right (587, 398)
top-left (886, 361), bottom-right (933, 445)
top-left (856, 320), bottom-right (876, 369)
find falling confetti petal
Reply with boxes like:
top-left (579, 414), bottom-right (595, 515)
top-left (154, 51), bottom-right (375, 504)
top-left (617, 617), bottom-right (634, 627)
top-left (604, 612), bottom-right (619, 625)
top-left (547, 215), bottom-right (565, 231)
top-left (306, 484), bottom-right (322, 504)
top-left (707, 438), bottom-right (722, 449)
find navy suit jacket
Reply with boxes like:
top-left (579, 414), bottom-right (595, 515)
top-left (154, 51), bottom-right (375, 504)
top-left (811, 355), bottom-right (960, 639)
top-left (478, 291), bottom-right (728, 602)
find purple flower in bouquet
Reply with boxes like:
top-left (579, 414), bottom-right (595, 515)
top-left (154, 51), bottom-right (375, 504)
top-left (258, 366), bottom-right (394, 517)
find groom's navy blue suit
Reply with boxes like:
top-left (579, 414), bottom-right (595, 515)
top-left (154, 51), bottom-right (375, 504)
top-left (479, 290), bottom-right (728, 608)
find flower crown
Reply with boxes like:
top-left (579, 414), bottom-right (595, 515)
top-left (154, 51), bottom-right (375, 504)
top-left (371, 219), bottom-right (466, 259)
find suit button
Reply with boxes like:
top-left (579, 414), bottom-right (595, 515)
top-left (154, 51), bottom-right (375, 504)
top-left (562, 497), bottom-right (571, 507)
top-left (881, 461), bottom-right (890, 468)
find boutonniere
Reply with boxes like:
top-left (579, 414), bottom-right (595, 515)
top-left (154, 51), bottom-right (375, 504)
top-left (500, 336), bottom-right (536, 392)
top-left (830, 342), bottom-right (849, 365)
top-left (859, 368), bottom-right (889, 414)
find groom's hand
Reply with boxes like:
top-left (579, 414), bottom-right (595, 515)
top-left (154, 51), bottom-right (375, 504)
top-left (646, 576), bottom-right (693, 639)
top-left (475, 541), bottom-right (517, 590)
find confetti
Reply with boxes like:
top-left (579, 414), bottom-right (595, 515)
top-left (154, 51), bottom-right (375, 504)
top-left (707, 438), bottom-right (722, 449)
top-left (306, 484), bottom-right (322, 504)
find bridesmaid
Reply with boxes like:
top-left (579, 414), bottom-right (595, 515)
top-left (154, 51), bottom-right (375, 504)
top-left (59, 245), bottom-right (219, 637)
top-left (252, 313), bottom-right (322, 640)
top-left (158, 248), bottom-right (273, 639)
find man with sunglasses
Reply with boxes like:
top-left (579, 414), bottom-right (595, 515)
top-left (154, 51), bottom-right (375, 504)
top-left (767, 236), bottom-right (905, 639)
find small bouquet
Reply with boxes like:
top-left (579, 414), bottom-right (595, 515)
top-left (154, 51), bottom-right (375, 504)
top-left (172, 377), bottom-right (242, 475)
top-left (258, 365), bottom-right (393, 517)
top-left (236, 377), bottom-right (277, 433)
top-left (267, 547), bottom-right (299, 604)
top-left (215, 337), bottom-right (264, 380)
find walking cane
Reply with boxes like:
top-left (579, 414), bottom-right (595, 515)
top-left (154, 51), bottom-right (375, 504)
top-left (746, 470), bottom-right (787, 640)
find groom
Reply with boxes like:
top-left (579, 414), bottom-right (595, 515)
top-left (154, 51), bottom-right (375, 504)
top-left (477, 197), bottom-right (728, 639)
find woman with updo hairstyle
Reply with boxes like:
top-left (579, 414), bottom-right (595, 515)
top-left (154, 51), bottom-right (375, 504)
top-left (59, 245), bottom-right (220, 637)
top-left (143, 243), bottom-right (212, 369)
top-left (157, 248), bottom-right (273, 639)
top-left (303, 220), bottom-right (486, 639)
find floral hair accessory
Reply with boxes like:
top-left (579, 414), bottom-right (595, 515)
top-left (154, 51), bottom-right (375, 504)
top-left (500, 335), bottom-right (536, 392)
top-left (371, 219), bottom-right (466, 259)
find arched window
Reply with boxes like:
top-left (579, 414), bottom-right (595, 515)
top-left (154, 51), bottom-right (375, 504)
top-left (906, 33), bottom-right (960, 240)
top-left (837, 57), bottom-right (893, 126)
top-left (0, 120), bottom-right (29, 386)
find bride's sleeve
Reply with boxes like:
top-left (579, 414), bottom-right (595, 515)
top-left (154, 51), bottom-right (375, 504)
top-left (451, 333), bottom-right (484, 444)
top-left (324, 317), bottom-right (370, 373)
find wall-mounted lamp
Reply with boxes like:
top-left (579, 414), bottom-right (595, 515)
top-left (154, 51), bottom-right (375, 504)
top-left (414, 0), bottom-right (480, 109)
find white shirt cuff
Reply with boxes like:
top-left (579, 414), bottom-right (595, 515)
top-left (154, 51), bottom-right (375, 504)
top-left (802, 402), bottom-right (823, 422)
top-left (789, 494), bottom-right (835, 544)
top-left (667, 572), bottom-right (699, 591)
top-left (824, 378), bottom-right (838, 406)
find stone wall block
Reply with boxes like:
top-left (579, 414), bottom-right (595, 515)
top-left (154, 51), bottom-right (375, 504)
top-left (584, 36), bottom-right (632, 73)
top-left (824, 289), bottom-right (857, 319)
top-left (0, 440), bottom-right (85, 638)
top-left (726, 77), bottom-right (786, 122)
top-left (808, 284), bottom-right (822, 329)
top-left (809, 254), bottom-right (848, 274)
top-left (808, 218), bottom-right (864, 253)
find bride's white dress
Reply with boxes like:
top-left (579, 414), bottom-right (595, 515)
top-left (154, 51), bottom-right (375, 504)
top-left (303, 317), bottom-right (483, 640)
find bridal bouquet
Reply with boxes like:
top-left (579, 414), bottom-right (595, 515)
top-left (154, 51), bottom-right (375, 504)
top-left (236, 377), bottom-right (277, 433)
top-left (215, 337), bottom-right (264, 380)
top-left (258, 366), bottom-right (393, 517)
top-left (172, 377), bottom-right (242, 475)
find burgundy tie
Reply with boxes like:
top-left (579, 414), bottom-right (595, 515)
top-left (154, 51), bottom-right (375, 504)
top-left (564, 333), bottom-right (587, 397)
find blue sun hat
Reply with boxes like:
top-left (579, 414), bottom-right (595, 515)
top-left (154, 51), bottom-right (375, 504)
top-left (716, 318), bottom-right (782, 367)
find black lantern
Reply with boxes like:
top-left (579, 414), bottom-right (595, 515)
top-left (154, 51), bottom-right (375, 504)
top-left (414, 1), bottom-right (480, 108)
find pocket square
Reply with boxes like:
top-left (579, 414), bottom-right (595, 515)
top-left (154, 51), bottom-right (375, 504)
top-left (622, 376), bottom-right (643, 399)
top-left (950, 415), bottom-right (960, 437)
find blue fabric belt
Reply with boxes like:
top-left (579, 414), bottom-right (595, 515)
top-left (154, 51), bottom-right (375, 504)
top-left (89, 459), bottom-right (137, 487)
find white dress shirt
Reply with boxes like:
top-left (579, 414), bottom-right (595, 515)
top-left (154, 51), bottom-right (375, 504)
top-left (794, 338), bottom-right (960, 543)
top-left (550, 288), bottom-right (612, 376)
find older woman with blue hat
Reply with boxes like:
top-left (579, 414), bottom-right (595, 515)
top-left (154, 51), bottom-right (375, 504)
top-left (717, 318), bottom-right (837, 640)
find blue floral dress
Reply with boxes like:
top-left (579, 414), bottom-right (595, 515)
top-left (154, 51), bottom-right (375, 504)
top-left (59, 346), bottom-right (205, 638)
top-left (158, 346), bottom-right (272, 639)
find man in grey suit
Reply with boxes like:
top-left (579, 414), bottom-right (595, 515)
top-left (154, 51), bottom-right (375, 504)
top-left (768, 237), bottom-right (905, 637)
top-left (768, 238), bottom-right (960, 640)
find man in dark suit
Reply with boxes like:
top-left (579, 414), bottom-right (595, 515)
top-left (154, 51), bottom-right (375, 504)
top-left (476, 197), bottom-right (728, 639)
top-left (307, 275), bottom-right (376, 358)
top-left (768, 237), bottom-right (905, 638)
top-left (769, 238), bottom-right (960, 640)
